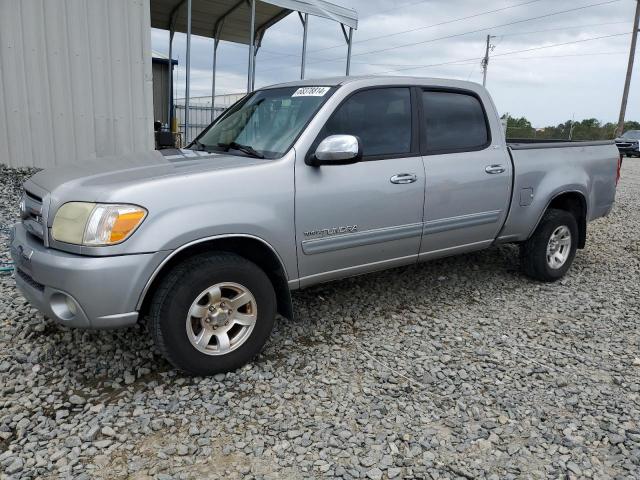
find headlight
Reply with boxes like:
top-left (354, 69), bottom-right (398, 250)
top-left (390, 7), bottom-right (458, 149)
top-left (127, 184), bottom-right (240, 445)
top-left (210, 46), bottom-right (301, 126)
top-left (52, 202), bottom-right (147, 246)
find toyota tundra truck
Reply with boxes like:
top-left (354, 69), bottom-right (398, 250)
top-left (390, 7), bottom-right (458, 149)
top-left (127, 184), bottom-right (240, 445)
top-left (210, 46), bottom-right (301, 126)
top-left (10, 76), bottom-right (620, 375)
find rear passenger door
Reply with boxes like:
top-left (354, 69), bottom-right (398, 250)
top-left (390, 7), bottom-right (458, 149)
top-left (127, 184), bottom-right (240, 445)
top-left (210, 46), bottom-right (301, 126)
top-left (419, 88), bottom-right (512, 258)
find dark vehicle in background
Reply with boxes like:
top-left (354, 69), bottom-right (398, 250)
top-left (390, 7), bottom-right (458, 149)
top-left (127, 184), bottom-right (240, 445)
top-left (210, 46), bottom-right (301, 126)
top-left (615, 130), bottom-right (640, 157)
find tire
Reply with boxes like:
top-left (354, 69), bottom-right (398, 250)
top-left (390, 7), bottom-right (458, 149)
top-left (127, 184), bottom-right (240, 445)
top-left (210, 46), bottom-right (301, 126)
top-left (520, 208), bottom-right (578, 282)
top-left (150, 252), bottom-right (276, 375)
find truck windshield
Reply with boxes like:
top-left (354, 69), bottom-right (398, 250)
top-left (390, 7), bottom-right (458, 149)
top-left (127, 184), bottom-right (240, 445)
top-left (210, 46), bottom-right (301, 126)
top-left (622, 130), bottom-right (640, 139)
top-left (194, 86), bottom-right (334, 159)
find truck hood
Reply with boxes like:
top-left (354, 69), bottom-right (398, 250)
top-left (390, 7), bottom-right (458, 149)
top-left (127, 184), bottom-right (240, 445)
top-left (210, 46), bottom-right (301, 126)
top-left (27, 149), bottom-right (265, 197)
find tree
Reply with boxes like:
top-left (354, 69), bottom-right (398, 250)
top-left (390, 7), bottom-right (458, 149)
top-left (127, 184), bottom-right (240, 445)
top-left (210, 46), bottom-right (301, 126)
top-left (502, 115), bottom-right (535, 139)
top-left (504, 116), bottom-right (639, 140)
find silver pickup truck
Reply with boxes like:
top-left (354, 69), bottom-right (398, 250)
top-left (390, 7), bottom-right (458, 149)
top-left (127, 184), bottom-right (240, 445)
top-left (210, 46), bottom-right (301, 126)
top-left (10, 76), bottom-right (620, 375)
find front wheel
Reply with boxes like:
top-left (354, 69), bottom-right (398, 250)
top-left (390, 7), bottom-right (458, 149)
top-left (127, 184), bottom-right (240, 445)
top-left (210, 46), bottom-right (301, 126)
top-left (520, 209), bottom-right (578, 282)
top-left (149, 252), bottom-right (276, 375)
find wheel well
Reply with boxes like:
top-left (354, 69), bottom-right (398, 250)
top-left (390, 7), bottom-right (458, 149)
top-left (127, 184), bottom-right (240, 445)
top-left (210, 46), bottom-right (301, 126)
top-left (139, 237), bottom-right (293, 321)
top-left (548, 192), bottom-right (587, 248)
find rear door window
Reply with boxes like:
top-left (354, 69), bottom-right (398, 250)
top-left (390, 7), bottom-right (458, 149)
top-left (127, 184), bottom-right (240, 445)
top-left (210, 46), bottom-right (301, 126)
top-left (421, 90), bottom-right (489, 154)
top-left (322, 87), bottom-right (412, 158)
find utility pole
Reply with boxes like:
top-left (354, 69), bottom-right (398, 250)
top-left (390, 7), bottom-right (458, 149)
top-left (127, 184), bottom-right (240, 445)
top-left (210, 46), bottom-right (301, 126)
top-left (482, 35), bottom-right (496, 87)
top-left (616, 0), bottom-right (640, 137)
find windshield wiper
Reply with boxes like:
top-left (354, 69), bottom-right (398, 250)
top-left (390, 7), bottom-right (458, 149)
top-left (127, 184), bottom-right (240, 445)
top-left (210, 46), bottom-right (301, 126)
top-left (191, 139), bottom-right (206, 151)
top-left (217, 142), bottom-right (265, 159)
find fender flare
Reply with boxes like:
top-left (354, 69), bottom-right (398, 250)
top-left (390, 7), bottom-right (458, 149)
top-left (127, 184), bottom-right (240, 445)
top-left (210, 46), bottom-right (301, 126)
top-left (136, 234), bottom-right (291, 311)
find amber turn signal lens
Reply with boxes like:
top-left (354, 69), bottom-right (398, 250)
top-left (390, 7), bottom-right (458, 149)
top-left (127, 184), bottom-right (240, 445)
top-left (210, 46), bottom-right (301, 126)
top-left (109, 211), bottom-right (147, 243)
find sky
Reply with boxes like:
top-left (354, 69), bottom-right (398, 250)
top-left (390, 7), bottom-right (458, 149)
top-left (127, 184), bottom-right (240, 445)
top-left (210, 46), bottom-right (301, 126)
top-left (151, 0), bottom-right (640, 127)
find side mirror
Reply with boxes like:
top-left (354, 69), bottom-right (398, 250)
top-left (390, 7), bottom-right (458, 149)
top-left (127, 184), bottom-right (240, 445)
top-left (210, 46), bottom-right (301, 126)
top-left (307, 135), bottom-right (362, 166)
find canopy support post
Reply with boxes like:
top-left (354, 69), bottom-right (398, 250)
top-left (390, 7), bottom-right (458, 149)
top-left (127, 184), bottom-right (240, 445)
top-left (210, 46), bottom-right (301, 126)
top-left (185, 0), bottom-right (192, 144)
top-left (346, 27), bottom-right (353, 76)
top-left (211, 9), bottom-right (231, 123)
top-left (299, 12), bottom-right (308, 80)
top-left (211, 20), bottom-right (224, 123)
top-left (340, 24), bottom-right (353, 76)
top-left (167, 28), bottom-right (175, 130)
top-left (247, 0), bottom-right (256, 93)
top-left (211, 36), bottom-right (220, 122)
top-left (252, 43), bottom-right (259, 90)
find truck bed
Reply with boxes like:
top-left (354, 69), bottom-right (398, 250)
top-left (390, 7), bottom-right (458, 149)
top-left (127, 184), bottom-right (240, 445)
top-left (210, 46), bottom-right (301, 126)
top-left (507, 139), bottom-right (615, 149)
top-left (497, 140), bottom-right (619, 244)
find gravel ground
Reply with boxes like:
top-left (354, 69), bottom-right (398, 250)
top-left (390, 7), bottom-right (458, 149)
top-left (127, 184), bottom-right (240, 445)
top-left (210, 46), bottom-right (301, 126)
top-left (0, 161), bottom-right (639, 480)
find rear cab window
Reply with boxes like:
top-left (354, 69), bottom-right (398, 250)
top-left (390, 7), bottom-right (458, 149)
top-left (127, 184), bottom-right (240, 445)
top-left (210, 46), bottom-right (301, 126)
top-left (421, 90), bottom-right (490, 154)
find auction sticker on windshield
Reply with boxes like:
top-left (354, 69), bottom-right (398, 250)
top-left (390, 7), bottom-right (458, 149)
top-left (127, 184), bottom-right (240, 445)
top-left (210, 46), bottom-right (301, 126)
top-left (292, 86), bottom-right (330, 97)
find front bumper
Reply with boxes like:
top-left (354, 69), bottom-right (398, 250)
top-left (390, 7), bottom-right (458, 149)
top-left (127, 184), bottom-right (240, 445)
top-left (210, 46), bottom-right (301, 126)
top-left (615, 144), bottom-right (639, 155)
top-left (9, 223), bottom-right (169, 329)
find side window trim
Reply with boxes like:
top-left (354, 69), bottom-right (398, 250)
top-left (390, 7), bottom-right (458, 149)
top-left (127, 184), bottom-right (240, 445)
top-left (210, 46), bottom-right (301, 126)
top-left (308, 85), bottom-right (420, 163)
top-left (419, 87), bottom-right (492, 156)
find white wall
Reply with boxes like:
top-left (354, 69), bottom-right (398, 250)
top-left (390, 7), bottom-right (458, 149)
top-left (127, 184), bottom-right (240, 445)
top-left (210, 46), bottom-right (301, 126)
top-left (0, 0), bottom-right (154, 169)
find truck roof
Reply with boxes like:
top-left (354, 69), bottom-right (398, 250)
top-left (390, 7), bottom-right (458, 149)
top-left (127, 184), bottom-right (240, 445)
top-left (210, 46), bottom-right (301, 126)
top-left (262, 75), bottom-right (483, 91)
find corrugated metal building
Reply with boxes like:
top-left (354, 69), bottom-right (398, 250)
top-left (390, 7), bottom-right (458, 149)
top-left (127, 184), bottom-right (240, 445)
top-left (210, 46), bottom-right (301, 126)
top-left (0, 0), bottom-right (357, 168)
top-left (0, 0), bottom-right (154, 168)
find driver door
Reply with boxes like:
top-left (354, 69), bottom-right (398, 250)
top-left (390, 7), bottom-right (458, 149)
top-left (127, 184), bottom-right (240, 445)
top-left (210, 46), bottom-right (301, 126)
top-left (294, 87), bottom-right (425, 287)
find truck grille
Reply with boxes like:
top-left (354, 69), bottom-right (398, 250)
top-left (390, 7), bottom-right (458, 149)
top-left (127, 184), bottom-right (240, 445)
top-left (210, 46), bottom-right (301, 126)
top-left (21, 189), bottom-right (46, 243)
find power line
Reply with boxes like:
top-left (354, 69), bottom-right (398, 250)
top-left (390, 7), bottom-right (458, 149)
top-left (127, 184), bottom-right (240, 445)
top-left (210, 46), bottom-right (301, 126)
top-left (336, 51), bottom-right (630, 69)
top-left (258, 0), bottom-right (623, 74)
top-left (366, 31), bottom-right (632, 75)
top-left (348, 0), bottom-right (623, 59)
top-left (494, 21), bottom-right (629, 38)
top-left (353, 60), bottom-right (478, 68)
top-left (491, 50), bottom-right (628, 60)
top-left (255, 49), bottom-right (630, 75)
top-left (259, 0), bottom-right (546, 60)
top-left (466, 61), bottom-right (480, 81)
top-left (366, 56), bottom-right (483, 74)
top-left (316, 0), bottom-right (546, 53)
top-left (492, 31), bottom-right (632, 58)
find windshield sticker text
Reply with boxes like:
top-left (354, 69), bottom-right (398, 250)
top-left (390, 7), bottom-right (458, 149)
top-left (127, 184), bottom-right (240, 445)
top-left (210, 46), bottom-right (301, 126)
top-left (292, 86), bottom-right (330, 97)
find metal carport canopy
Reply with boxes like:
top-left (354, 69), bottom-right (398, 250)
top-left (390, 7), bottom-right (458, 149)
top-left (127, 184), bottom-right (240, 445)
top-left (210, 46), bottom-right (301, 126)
top-left (151, 0), bottom-right (358, 144)
top-left (150, 0), bottom-right (358, 43)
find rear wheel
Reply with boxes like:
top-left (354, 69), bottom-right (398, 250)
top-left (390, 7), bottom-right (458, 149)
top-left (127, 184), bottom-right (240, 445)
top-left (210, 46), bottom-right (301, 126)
top-left (520, 209), bottom-right (578, 282)
top-left (150, 252), bottom-right (276, 375)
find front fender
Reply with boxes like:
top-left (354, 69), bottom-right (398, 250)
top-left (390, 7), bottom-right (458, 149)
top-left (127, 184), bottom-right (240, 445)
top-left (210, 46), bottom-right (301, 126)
top-left (47, 152), bottom-right (299, 281)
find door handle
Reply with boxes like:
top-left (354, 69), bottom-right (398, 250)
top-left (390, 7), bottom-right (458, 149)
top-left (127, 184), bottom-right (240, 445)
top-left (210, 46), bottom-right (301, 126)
top-left (390, 173), bottom-right (417, 184)
top-left (485, 164), bottom-right (506, 174)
